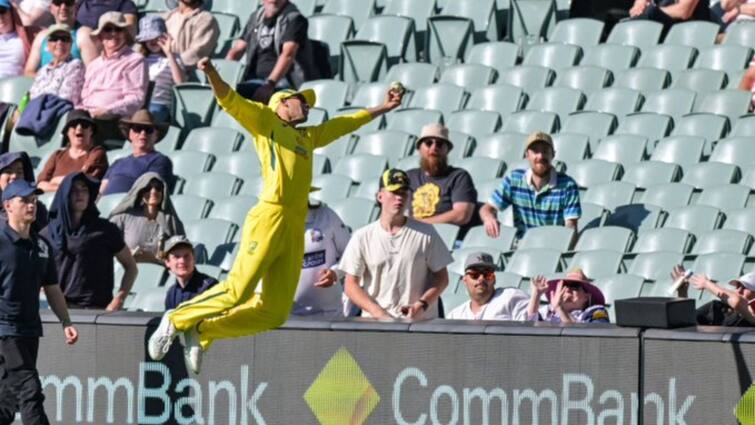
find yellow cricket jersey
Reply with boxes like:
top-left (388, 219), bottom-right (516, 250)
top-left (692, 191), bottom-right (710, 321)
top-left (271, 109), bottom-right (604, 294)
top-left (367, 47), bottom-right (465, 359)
top-left (217, 89), bottom-right (373, 212)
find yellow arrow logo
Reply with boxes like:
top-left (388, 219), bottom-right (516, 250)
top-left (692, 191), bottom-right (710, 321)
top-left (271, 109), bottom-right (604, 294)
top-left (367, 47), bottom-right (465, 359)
top-left (736, 383), bottom-right (755, 425)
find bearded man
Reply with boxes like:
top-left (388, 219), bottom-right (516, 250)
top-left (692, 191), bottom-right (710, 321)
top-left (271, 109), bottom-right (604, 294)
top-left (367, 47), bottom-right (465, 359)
top-left (480, 131), bottom-right (581, 242)
top-left (406, 123), bottom-right (477, 233)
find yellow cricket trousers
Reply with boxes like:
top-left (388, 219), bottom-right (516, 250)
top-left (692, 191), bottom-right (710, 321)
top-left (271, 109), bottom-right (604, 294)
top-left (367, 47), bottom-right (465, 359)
top-left (168, 201), bottom-right (306, 350)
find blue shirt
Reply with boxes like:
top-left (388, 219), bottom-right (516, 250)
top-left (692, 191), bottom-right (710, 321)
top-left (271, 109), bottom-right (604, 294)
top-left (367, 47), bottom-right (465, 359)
top-left (103, 152), bottom-right (173, 195)
top-left (490, 168), bottom-right (581, 238)
top-left (0, 222), bottom-right (57, 337)
top-left (164, 271), bottom-right (218, 310)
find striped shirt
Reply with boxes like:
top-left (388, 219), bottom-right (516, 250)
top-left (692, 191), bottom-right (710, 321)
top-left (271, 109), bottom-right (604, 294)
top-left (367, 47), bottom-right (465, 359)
top-left (145, 53), bottom-right (183, 106)
top-left (489, 168), bottom-right (581, 237)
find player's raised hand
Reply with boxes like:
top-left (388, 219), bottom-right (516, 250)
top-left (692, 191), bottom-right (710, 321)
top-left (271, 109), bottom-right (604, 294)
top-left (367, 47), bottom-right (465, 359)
top-left (384, 82), bottom-right (405, 111)
top-left (196, 57), bottom-right (215, 74)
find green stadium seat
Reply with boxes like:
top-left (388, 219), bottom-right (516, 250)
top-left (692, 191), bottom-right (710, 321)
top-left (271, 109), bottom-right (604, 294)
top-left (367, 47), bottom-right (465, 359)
top-left (213, 151), bottom-right (261, 180)
top-left (447, 110), bottom-right (502, 140)
top-left (695, 90), bottom-right (752, 126)
top-left (561, 112), bottom-right (617, 150)
top-left (508, 0), bottom-right (557, 46)
top-left (454, 157), bottom-right (505, 185)
top-left (290, 0), bottom-right (317, 15)
top-left (313, 153), bottom-right (330, 175)
top-left (355, 15), bottom-right (417, 63)
top-left (386, 108), bottom-right (443, 135)
top-left (592, 135), bottom-right (647, 164)
top-left (442, 0), bottom-right (498, 42)
top-left (475, 178), bottom-right (501, 203)
top-left (723, 21), bottom-right (755, 48)
top-left (465, 42), bottom-right (520, 76)
top-left (627, 251), bottom-right (683, 280)
top-left (495, 271), bottom-right (524, 289)
top-left (339, 40), bottom-right (388, 83)
top-left (615, 113), bottom-right (672, 145)
top-left (441, 290), bottom-right (469, 314)
top-left (211, 12), bottom-right (241, 57)
top-left (462, 225), bottom-right (518, 252)
top-left (311, 173), bottom-right (353, 202)
top-left (466, 84), bottom-right (525, 117)
top-left (334, 154), bottom-right (388, 184)
top-left (301, 107), bottom-right (328, 127)
top-left (128, 288), bottom-right (167, 312)
top-left (498, 65), bottom-right (555, 93)
top-left (604, 203), bottom-right (665, 232)
top-left (172, 83), bottom-right (215, 131)
top-left (640, 89), bottom-right (696, 122)
top-left (595, 274), bottom-right (644, 305)
top-left (607, 20), bottom-right (663, 48)
top-left (440, 64), bottom-right (498, 91)
top-left (518, 225), bottom-right (575, 251)
top-left (671, 113), bottom-right (730, 145)
top-left (583, 181), bottom-right (637, 211)
top-left (182, 127), bottom-right (243, 155)
top-left (326, 197), bottom-right (378, 231)
top-left (203, 59), bottom-right (245, 85)
top-left (567, 159), bottom-right (620, 189)
top-left (351, 177), bottom-right (380, 200)
top-left (154, 125), bottom-right (183, 153)
top-left (211, 110), bottom-right (249, 136)
top-left (671, 68), bottom-right (727, 93)
top-left (435, 223), bottom-right (461, 249)
top-left (384, 63), bottom-right (438, 91)
top-left (383, 0), bottom-right (435, 34)
top-left (552, 65), bottom-right (611, 95)
top-left (613, 68), bottom-right (670, 94)
top-left (575, 226), bottom-right (635, 253)
top-left (580, 44), bottom-right (639, 74)
top-left (681, 162), bottom-right (739, 189)
top-left (351, 130), bottom-right (415, 165)
top-left (584, 87), bottom-right (643, 119)
top-left (473, 132), bottom-right (526, 163)
top-left (171, 194), bottom-right (213, 220)
top-left (526, 87), bottom-right (586, 121)
top-left (568, 249), bottom-right (624, 279)
top-left (548, 18), bottom-right (604, 49)
top-left (445, 130), bottom-right (476, 159)
top-left (97, 193), bottom-right (127, 218)
top-left (663, 21), bottom-right (719, 48)
top-left (664, 205), bottom-right (723, 234)
top-left (238, 175), bottom-right (265, 196)
top-left (425, 16), bottom-right (475, 66)
top-left (696, 184), bottom-right (751, 210)
top-left (300, 79), bottom-right (350, 116)
top-left (522, 43), bottom-right (581, 70)
top-left (552, 133), bottom-right (590, 164)
top-left (9, 117), bottom-right (65, 163)
top-left (637, 45), bottom-right (696, 71)
top-left (322, 0), bottom-right (376, 30)
top-left (641, 183), bottom-right (694, 210)
top-left (407, 83), bottom-right (469, 117)
top-left (579, 202), bottom-right (607, 231)
top-left (209, 195), bottom-right (259, 225)
top-left (633, 228), bottom-right (692, 254)
top-left (505, 248), bottom-right (562, 277)
top-left (722, 207), bottom-right (755, 235)
top-left (212, 0), bottom-right (256, 22)
top-left (692, 229), bottom-right (752, 255)
top-left (182, 172), bottom-right (243, 200)
top-left (350, 82), bottom-right (389, 109)
top-left (502, 110), bottom-right (559, 134)
top-left (309, 15), bottom-right (355, 72)
top-left (0, 75), bottom-right (33, 105)
top-left (169, 150), bottom-right (215, 177)
top-left (692, 252), bottom-right (745, 283)
top-left (185, 218), bottom-right (239, 260)
top-left (693, 45), bottom-right (753, 74)
top-left (731, 116), bottom-right (755, 138)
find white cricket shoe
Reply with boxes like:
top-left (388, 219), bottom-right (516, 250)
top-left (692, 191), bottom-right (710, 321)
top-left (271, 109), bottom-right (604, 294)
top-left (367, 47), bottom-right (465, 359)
top-left (183, 326), bottom-right (203, 374)
top-left (148, 311), bottom-right (177, 361)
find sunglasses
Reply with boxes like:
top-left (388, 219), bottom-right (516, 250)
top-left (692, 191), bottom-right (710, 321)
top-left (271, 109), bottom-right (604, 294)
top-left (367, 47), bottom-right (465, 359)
top-left (421, 139), bottom-right (447, 148)
top-left (466, 270), bottom-right (495, 280)
top-left (70, 120), bottom-right (92, 130)
top-left (130, 125), bottom-right (155, 135)
top-left (48, 34), bottom-right (72, 43)
top-left (52, 0), bottom-right (75, 5)
top-left (144, 182), bottom-right (164, 192)
top-left (102, 26), bottom-right (124, 34)
top-left (563, 282), bottom-right (584, 291)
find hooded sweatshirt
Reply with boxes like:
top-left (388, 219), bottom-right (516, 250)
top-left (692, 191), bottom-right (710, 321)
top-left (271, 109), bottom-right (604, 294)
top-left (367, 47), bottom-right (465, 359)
top-left (41, 173), bottom-right (126, 307)
top-left (0, 151), bottom-right (48, 232)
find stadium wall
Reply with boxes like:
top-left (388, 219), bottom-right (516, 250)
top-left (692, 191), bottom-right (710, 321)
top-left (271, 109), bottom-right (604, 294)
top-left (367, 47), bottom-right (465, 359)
top-left (18, 311), bottom-right (754, 425)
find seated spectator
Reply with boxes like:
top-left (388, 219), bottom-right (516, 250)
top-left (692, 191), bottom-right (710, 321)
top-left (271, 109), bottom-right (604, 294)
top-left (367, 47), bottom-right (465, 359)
top-left (99, 109), bottom-right (172, 195)
top-left (0, 0), bottom-right (31, 79)
top-left (527, 269), bottom-right (610, 324)
top-left (162, 235), bottom-right (218, 310)
top-left (407, 123), bottom-right (477, 231)
top-left (446, 252), bottom-right (530, 320)
top-left (13, 0), bottom-right (53, 27)
top-left (24, 0), bottom-right (99, 74)
top-left (291, 200), bottom-right (351, 318)
top-left (41, 172), bottom-right (137, 310)
top-left (671, 266), bottom-right (755, 326)
top-left (109, 171), bottom-right (184, 264)
top-left (165, 0), bottom-right (211, 9)
top-left (37, 109), bottom-right (108, 192)
top-left (75, 0), bottom-right (136, 33)
top-left (164, 0), bottom-right (219, 68)
top-left (719, 0), bottom-right (755, 29)
top-left (628, 0), bottom-right (710, 30)
top-left (77, 11), bottom-right (147, 143)
top-left (135, 15), bottom-right (185, 123)
top-left (27, 24), bottom-right (84, 105)
top-left (0, 151), bottom-right (48, 231)
top-left (480, 131), bottom-right (581, 241)
top-left (226, 0), bottom-right (317, 102)
top-left (341, 169), bottom-right (453, 320)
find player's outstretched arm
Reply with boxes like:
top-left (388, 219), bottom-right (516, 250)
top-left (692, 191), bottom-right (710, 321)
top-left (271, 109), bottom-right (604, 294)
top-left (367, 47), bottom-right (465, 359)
top-left (365, 85), bottom-right (404, 119)
top-left (197, 57), bottom-right (231, 100)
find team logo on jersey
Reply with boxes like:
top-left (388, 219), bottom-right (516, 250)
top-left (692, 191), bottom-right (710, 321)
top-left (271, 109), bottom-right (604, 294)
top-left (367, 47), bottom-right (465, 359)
top-left (37, 239), bottom-right (49, 259)
top-left (309, 228), bottom-right (324, 243)
top-left (247, 240), bottom-right (258, 254)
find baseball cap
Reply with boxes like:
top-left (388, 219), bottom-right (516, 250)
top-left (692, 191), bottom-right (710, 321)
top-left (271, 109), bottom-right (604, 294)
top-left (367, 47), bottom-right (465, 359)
top-left (47, 23), bottom-right (72, 38)
top-left (729, 272), bottom-right (755, 291)
top-left (464, 252), bottom-right (496, 271)
top-left (2, 181), bottom-right (42, 202)
top-left (163, 235), bottom-right (194, 254)
top-left (524, 131), bottom-right (554, 151)
top-left (379, 168), bottom-right (410, 192)
top-left (268, 89), bottom-right (316, 112)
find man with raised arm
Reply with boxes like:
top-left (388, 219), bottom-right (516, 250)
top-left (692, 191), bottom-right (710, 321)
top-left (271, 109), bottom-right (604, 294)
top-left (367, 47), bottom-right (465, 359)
top-left (148, 56), bottom-right (403, 374)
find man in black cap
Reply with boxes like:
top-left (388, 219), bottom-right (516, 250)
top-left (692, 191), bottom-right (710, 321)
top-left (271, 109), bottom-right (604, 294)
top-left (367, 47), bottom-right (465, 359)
top-left (0, 180), bottom-right (78, 425)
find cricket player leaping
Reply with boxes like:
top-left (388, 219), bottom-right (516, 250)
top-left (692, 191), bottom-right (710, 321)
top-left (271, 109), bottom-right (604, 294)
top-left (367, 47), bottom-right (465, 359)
top-left (148, 57), bottom-right (404, 373)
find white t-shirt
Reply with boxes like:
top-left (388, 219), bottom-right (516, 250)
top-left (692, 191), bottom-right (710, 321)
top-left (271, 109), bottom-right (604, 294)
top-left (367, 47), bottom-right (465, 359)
top-left (0, 32), bottom-right (25, 79)
top-left (339, 218), bottom-right (453, 319)
top-left (447, 287), bottom-right (530, 320)
top-left (146, 53), bottom-right (183, 106)
top-left (735, 0), bottom-right (755, 22)
top-left (291, 205), bottom-right (351, 317)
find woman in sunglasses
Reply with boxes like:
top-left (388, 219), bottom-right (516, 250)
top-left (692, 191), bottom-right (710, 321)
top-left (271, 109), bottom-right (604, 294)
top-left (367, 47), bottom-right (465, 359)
top-left (527, 268), bottom-right (610, 324)
top-left (27, 23), bottom-right (84, 105)
top-left (109, 172), bottom-right (184, 264)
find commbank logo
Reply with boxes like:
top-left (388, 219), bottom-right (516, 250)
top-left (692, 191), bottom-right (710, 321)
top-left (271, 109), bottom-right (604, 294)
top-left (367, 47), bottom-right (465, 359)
top-left (304, 347), bottom-right (380, 425)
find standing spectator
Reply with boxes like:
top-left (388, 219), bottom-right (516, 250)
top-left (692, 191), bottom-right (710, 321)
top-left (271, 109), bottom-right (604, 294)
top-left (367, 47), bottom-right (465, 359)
top-left (135, 15), bottom-right (185, 123)
top-left (162, 235), bottom-right (218, 310)
top-left (27, 24), bottom-right (85, 105)
top-left (446, 252), bottom-right (530, 320)
top-left (41, 172), bottom-right (137, 310)
top-left (99, 109), bottom-right (173, 195)
top-left (628, 0), bottom-right (710, 30)
top-left (226, 0), bottom-right (318, 102)
top-left (0, 180), bottom-right (78, 425)
top-left (109, 172), bottom-right (184, 264)
top-left (291, 201), bottom-right (351, 318)
top-left (0, 0), bottom-right (30, 79)
top-left (164, 0), bottom-right (219, 68)
top-left (25, 0), bottom-right (99, 74)
top-left (671, 266), bottom-right (755, 326)
top-left (480, 131), bottom-right (581, 240)
top-left (527, 269), bottom-right (610, 324)
top-left (75, 0), bottom-right (136, 33)
top-left (407, 123), bottom-right (477, 230)
top-left (77, 11), bottom-right (147, 143)
top-left (37, 109), bottom-right (108, 192)
top-left (341, 169), bottom-right (453, 320)
top-left (0, 152), bottom-right (48, 231)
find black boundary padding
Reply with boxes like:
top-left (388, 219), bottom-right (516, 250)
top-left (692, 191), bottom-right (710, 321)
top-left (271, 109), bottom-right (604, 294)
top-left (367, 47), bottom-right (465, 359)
top-left (95, 311), bottom-right (161, 326)
top-left (485, 321), bottom-right (563, 336)
top-left (329, 317), bottom-right (412, 332)
top-left (643, 326), bottom-right (731, 342)
top-left (561, 323), bottom-right (640, 338)
top-left (409, 319), bottom-right (490, 334)
top-left (280, 318), bottom-right (333, 330)
top-left (40, 309), bottom-right (99, 324)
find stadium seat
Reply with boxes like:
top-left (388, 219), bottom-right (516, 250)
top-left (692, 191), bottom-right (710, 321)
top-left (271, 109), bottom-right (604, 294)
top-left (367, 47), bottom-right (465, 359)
top-left (723, 21), bottom-right (755, 48)
top-left (696, 184), bottom-right (751, 210)
top-left (552, 66), bottom-right (611, 94)
top-left (502, 110), bottom-right (559, 134)
top-left (445, 131), bottom-right (476, 159)
top-left (462, 225), bottom-right (518, 252)
top-left (473, 132), bottom-right (526, 163)
top-left (203, 59), bottom-right (245, 85)
top-left (350, 82), bottom-right (390, 109)
top-left (640, 183), bottom-right (694, 210)
top-left (300, 79), bottom-right (350, 116)
top-left (350, 175), bottom-right (380, 200)
top-left (385, 108), bottom-right (443, 135)
top-left (552, 133), bottom-right (590, 164)
top-left (595, 274), bottom-right (644, 304)
top-left (442, 0), bottom-right (498, 41)
top-left (627, 251), bottom-right (684, 281)
top-left (407, 83), bottom-right (469, 117)
top-left (435, 223), bottom-right (461, 249)
top-left (693, 45), bottom-right (753, 74)
top-left (664, 205), bottom-right (724, 234)
top-left (606, 20), bottom-right (663, 48)
top-left (171, 83), bottom-right (215, 131)
top-left (692, 252), bottom-right (745, 283)
top-left (447, 110), bottom-right (502, 140)
top-left (580, 44), bottom-right (639, 74)
top-left (425, 16), bottom-right (475, 65)
top-left (613, 68), bottom-right (670, 94)
top-left (731, 116), bottom-right (755, 138)
top-left (525, 87), bottom-right (586, 121)
top-left (568, 250), bottom-right (624, 279)
top-left (695, 90), bottom-right (751, 127)
top-left (681, 162), bottom-right (739, 189)
top-left (739, 167), bottom-right (755, 190)
top-left (339, 40), bottom-right (388, 83)
top-left (615, 113), bottom-right (672, 145)
top-left (575, 226), bottom-right (634, 253)
top-left (582, 181), bottom-right (637, 211)
top-left (326, 197), bottom-right (378, 231)
top-left (322, 0), bottom-right (375, 30)
top-left (640, 89), bottom-right (696, 122)
top-left (494, 271), bottom-right (524, 289)
top-left (568, 159), bottom-right (621, 189)
top-left (591, 135), bottom-right (647, 164)
top-left (383, 0), bottom-right (435, 36)
top-left (604, 203), bottom-right (665, 232)
top-left (548, 18), bottom-right (604, 49)
top-left (522, 43), bottom-right (581, 70)
top-left (213, 152), bottom-right (261, 180)
top-left (584, 87), bottom-right (643, 119)
top-left (504, 248), bottom-right (562, 277)
top-left (518, 225), bottom-right (575, 251)
top-left (722, 207), bottom-right (755, 235)
top-left (0, 76), bottom-right (33, 106)
top-left (671, 113), bottom-right (730, 145)
top-left (637, 44), bottom-right (696, 71)
top-left (169, 150), bottom-right (215, 177)
top-left (497, 65), bottom-right (555, 93)
top-left (209, 195), bottom-right (259, 226)
top-left (310, 173), bottom-right (354, 202)
top-left (128, 288), bottom-right (167, 312)
top-left (181, 127), bottom-right (243, 155)
top-left (182, 172), bottom-right (243, 200)
top-left (351, 130), bottom-right (415, 165)
top-left (632, 228), bottom-right (692, 254)
top-left (238, 175), bottom-right (265, 196)
top-left (302, 107), bottom-right (328, 127)
top-left (9, 118), bottom-right (65, 163)
top-left (663, 21), bottom-right (719, 48)
top-left (466, 84), bottom-right (525, 117)
top-left (475, 178), bottom-right (501, 204)
top-left (184, 218), bottom-right (239, 261)
top-left (384, 63), bottom-right (438, 91)
top-left (211, 110), bottom-right (248, 136)
top-left (171, 194), bottom-right (213, 221)
top-left (97, 193), bottom-right (126, 218)
top-left (441, 289), bottom-right (469, 313)
top-left (465, 42), bottom-right (520, 76)
top-left (692, 229), bottom-right (752, 255)
top-left (507, 0), bottom-right (557, 46)
top-left (355, 15), bottom-right (416, 64)
top-left (578, 202), bottom-right (607, 231)
top-left (211, 12), bottom-right (241, 56)
top-left (561, 112), bottom-right (617, 149)
top-left (440, 64), bottom-right (498, 91)
top-left (671, 68), bottom-right (727, 93)
top-left (333, 154), bottom-right (388, 184)
top-left (454, 157), bottom-right (505, 185)
top-left (308, 14), bottom-right (355, 72)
